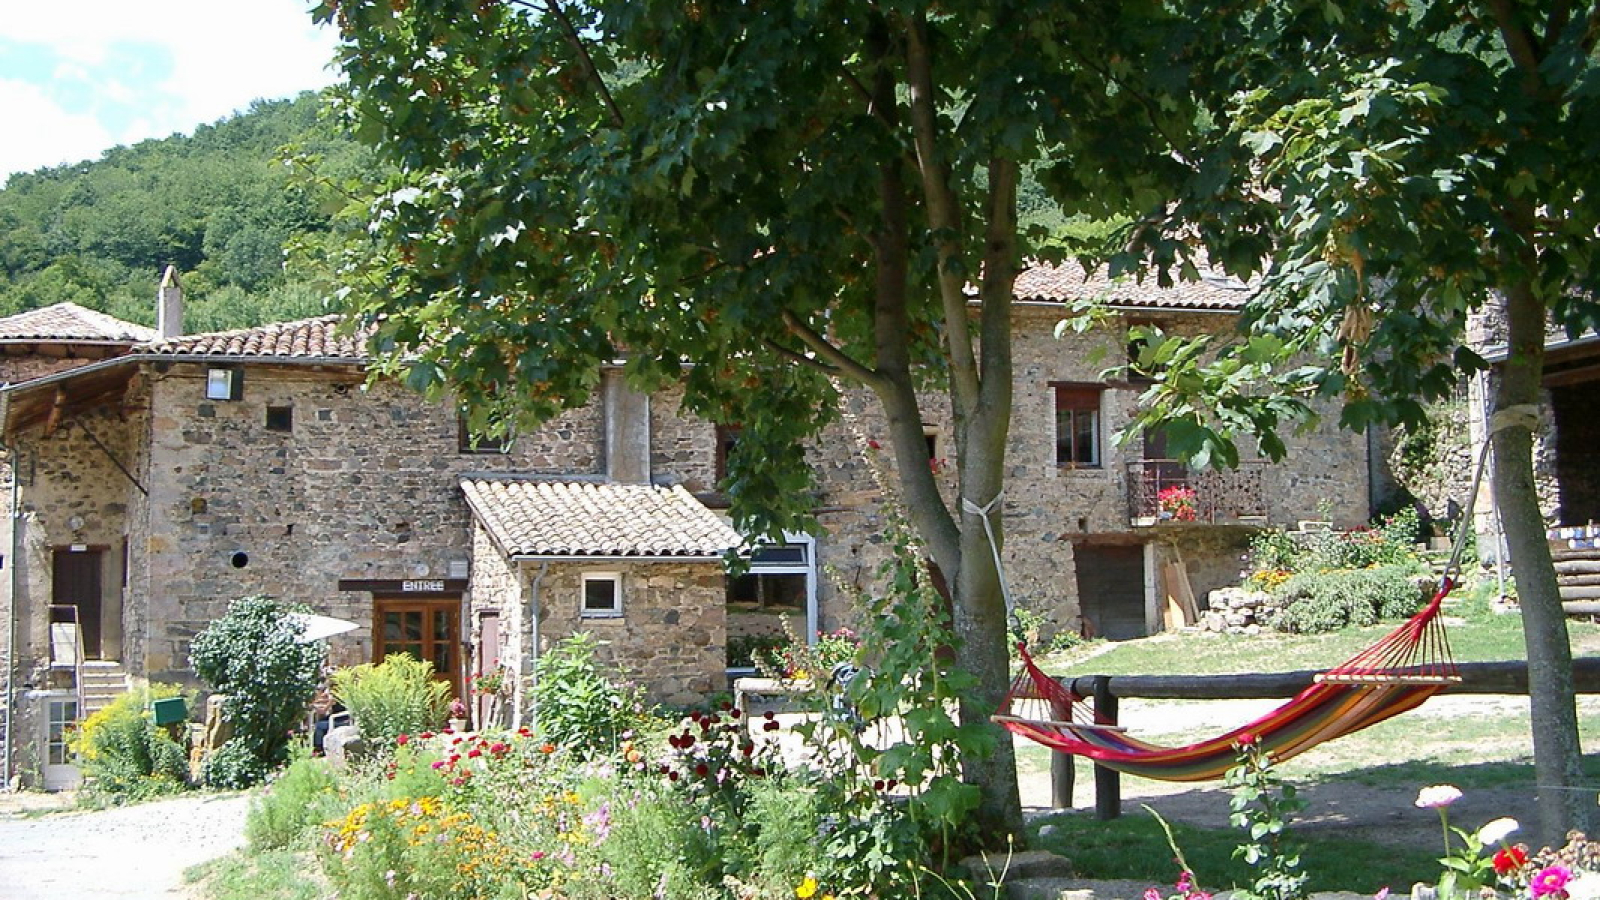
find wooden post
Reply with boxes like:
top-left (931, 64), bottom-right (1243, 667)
top-left (1093, 675), bottom-right (1121, 820)
top-left (1051, 749), bottom-right (1074, 809)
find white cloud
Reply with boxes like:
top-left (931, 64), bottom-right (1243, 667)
top-left (0, 78), bottom-right (115, 181)
top-left (3, 1), bottom-right (341, 181)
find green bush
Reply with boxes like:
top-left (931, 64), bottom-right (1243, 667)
top-left (531, 632), bottom-right (649, 756)
top-left (70, 685), bottom-right (190, 800)
top-left (191, 596), bottom-right (325, 788)
top-left (1271, 566), bottom-right (1425, 634)
top-left (580, 782), bottom-right (718, 900)
top-left (330, 653), bottom-right (449, 749)
top-left (246, 753), bottom-right (341, 851)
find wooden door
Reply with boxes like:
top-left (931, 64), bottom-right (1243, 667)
top-left (373, 596), bottom-right (463, 701)
top-left (52, 549), bottom-right (103, 659)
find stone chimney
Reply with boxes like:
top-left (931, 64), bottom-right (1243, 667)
top-left (157, 264), bottom-right (183, 339)
top-left (601, 368), bottom-right (651, 484)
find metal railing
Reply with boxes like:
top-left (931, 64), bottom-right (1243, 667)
top-left (1125, 459), bottom-right (1268, 524)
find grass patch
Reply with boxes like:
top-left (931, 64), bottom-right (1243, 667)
top-left (185, 848), bottom-right (323, 900)
top-left (1039, 605), bottom-right (1600, 679)
top-left (1030, 810), bottom-right (1436, 894)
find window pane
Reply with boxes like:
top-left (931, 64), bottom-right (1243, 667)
top-left (432, 642), bottom-right (450, 674)
top-left (1055, 408), bottom-right (1074, 465)
top-left (1074, 411), bottom-right (1099, 465)
top-left (584, 578), bottom-right (618, 612)
top-left (433, 609), bottom-right (451, 642)
top-left (383, 612), bottom-right (403, 641)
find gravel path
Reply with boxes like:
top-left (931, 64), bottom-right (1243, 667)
top-left (0, 792), bottom-right (250, 899)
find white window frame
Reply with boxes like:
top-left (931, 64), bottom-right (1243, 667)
top-left (580, 571), bottom-right (623, 618)
top-left (724, 533), bottom-right (818, 672)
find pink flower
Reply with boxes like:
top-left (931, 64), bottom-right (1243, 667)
top-left (1531, 866), bottom-right (1572, 899)
top-left (1413, 785), bottom-right (1462, 809)
top-left (1144, 889), bottom-right (1162, 900)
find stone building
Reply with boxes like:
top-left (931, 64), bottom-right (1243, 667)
top-left (0, 261), bottom-right (1372, 787)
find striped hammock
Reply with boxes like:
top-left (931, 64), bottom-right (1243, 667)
top-left (994, 578), bottom-right (1462, 782)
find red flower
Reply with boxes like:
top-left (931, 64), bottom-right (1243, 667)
top-left (396, 733), bottom-right (410, 746)
top-left (1494, 847), bottom-right (1529, 876)
top-left (539, 743), bottom-right (556, 754)
top-left (867, 439), bottom-right (881, 450)
top-left (1236, 733), bottom-right (1257, 747)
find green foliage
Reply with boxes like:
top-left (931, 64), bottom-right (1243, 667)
top-left (1226, 741), bottom-right (1308, 900)
top-left (70, 685), bottom-right (190, 800)
top-left (726, 632), bottom-right (787, 670)
top-left (330, 653), bottom-right (449, 749)
top-left (530, 633), bottom-right (650, 756)
top-left (1008, 606), bottom-right (1084, 657)
top-left (245, 752), bottom-right (341, 852)
top-left (190, 595), bottom-right (324, 788)
top-left (581, 781), bottom-right (717, 900)
top-left (1271, 565), bottom-right (1424, 634)
top-left (0, 92), bottom-right (371, 330)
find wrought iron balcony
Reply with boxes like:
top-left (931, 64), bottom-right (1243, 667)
top-left (1126, 459), bottom-right (1268, 525)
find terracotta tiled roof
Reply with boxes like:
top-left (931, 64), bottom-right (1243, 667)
top-left (1011, 259), bottom-right (1251, 310)
top-left (461, 477), bottom-right (743, 559)
top-left (0, 303), bottom-right (158, 343)
top-left (143, 315), bottom-right (371, 359)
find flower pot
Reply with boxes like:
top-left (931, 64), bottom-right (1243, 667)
top-left (449, 717), bottom-right (468, 732)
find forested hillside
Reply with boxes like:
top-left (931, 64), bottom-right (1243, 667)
top-left (0, 92), bottom-right (369, 333)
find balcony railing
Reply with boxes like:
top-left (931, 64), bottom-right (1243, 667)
top-left (1126, 459), bottom-right (1268, 525)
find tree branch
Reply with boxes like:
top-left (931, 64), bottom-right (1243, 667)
top-left (779, 310), bottom-right (884, 388)
top-left (904, 12), bottom-right (980, 415)
top-left (521, 0), bottom-right (626, 127)
top-left (762, 338), bottom-right (843, 376)
top-left (1485, 0), bottom-right (1546, 92)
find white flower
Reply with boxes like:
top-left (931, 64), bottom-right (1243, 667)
top-left (1415, 784), bottom-right (1463, 809)
top-left (1477, 817), bottom-right (1520, 845)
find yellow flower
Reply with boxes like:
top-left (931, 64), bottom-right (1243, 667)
top-left (796, 876), bottom-right (819, 898)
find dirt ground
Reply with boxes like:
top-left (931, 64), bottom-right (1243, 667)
top-left (0, 791), bottom-right (249, 899)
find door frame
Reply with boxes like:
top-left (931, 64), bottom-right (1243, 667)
top-left (51, 545), bottom-right (109, 660)
top-left (371, 595), bottom-right (465, 702)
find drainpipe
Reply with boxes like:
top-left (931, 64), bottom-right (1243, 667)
top-left (518, 562), bottom-right (548, 732)
top-left (4, 448), bottom-right (21, 789)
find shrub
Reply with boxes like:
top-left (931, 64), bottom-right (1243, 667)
top-left (1271, 566), bottom-right (1425, 634)
top-left (191, 596), bottom-right (324, 788)
top-left (246, 753), bottom-right (341, 851)
top-left (71, 685), bottom-right (190, 800)
top-left (727, 632), bottom-right (787, 669)
top-left (331, 653), bottom-right (449, 749)
top-left (530, 632), bottom-right (649, 755)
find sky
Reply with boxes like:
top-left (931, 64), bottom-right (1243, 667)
top-left (0, 2), bottom-right (342, 184)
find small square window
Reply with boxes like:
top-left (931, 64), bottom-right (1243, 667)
top-left (1054, 384), bottom-right (1103, 468)
top-left (458, 415), bottom-right (509, 454)
top-left (205, 368), bottom-right (242, 401)
top-left (581, 573), bottom-right (622, 617)
top-left (265, 406), bottom-right (293, 432)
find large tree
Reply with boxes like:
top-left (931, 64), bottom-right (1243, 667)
top-left (1127, 1), bottom-right (1599, 841)
top-left (315, 0), bottom-right (1204, 836)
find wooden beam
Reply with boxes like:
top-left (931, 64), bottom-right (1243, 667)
top-left (42, 386), bottom-right (65, 437)
top-left (1062, 657), bottom-right (1600, 700)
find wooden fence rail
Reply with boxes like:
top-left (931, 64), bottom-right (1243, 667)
top-left (1049, 657), bottom-right (1600, 819)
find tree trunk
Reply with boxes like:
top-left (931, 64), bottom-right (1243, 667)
top-left (952, 517), bottom-right (1024, 838)
top-left (1495, 276), bottom-right (1590, 844)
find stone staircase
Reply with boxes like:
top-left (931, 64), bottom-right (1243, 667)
top-left (78, 661), bottom-right (130, 718)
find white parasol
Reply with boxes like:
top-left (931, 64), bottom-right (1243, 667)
top-left (287, 612), bottom-right (362, 643)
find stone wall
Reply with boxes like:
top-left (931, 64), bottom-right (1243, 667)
top-left (132, 362), bottom-right (602, 683)
top-left (527, 561), bottom-right (725, 707)
top-left (468, 523), bottom-right (528, 722)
